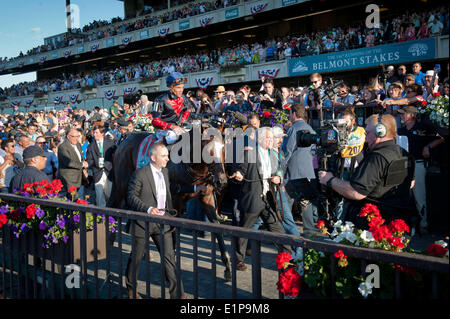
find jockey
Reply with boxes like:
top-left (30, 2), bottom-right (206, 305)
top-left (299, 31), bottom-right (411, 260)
top-left (151, 72), bottom-right (193, 137)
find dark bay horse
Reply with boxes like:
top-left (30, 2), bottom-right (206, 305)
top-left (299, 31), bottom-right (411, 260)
top-left (107, 123), bottom-right (232, 281)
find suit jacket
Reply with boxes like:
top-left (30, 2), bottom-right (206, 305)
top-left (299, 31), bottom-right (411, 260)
top-left (282, 119), bottom-right (316, 181)
top-left (57, 139), bottom-right (85, 189)
top-left (85, 136), bottom-right (115, 183)
top-left (126, 165), bottom-right (173, 237)
top-left (232, 145), bottom-right (279, 215)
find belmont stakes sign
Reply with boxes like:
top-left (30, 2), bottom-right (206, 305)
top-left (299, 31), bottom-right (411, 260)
top-left (289, 38), bottom-right (436, 76)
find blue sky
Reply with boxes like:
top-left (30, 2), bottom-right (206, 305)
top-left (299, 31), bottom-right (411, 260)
top-left (0, 0), bottom-right (124, 89)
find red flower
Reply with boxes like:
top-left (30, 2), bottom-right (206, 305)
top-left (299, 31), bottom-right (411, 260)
top-left (68, 186), bottom-right (77, 193)
top-left (390, 237), bottom-right (405, 249)
top-left (425, 244), bottom-right (448, 257)
top-left (76, 199), bottom-right (89, 205)
top-left (368, 215), bottom-right (385, 230)
top-left (0, 214), bottom-right (8, 228)
top-left (25, 204), bottom-right (37, 219)
top-left (316, 220), bottom-right (325, 229)
top-left (432, 92), bottom-right (441, 98)
top-left (388, 219), bottom-right (409, 234)
top-left (263, 111), bottom-right (271, 118)
top-left (277, 267), bottom-right (301, 297)
top-left (334, 250), bottom-right (345, 259)
top-left (359, 203), bottom-right (380, 218)
top-left (276, 252), bottom-right (292, 270)
top-left (371, 225), bottom-right (393, 242)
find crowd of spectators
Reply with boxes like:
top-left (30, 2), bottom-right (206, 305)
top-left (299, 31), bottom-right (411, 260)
top-left (1, 6), bottom-right (447, 100)
top-left (1, 0), bottom-right (237, 62)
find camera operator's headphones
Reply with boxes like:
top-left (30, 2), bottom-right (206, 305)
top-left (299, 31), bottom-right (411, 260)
top-left (374, 113), bottom-right (387, 138)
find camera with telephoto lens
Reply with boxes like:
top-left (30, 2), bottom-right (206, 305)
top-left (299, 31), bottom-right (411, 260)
top-left (296, 119), bottom-right (349, 155)
top-left (308, 78), bottom-right (344, 105)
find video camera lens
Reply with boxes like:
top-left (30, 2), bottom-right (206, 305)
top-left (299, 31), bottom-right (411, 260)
top-left (296, 130), bottom-right (320, 148)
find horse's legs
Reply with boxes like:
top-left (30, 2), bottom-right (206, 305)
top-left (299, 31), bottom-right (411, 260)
top-left (199, 192), bottom-right (232, 282)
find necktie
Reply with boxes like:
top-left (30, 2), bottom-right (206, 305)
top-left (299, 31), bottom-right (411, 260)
top-left (98, 141), bottom-right (103, 156)
top-left (156, 170), bottom-right (166, 210)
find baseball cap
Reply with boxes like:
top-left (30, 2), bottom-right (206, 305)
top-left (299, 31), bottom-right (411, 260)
top-left (397, 106), bottom-right (418, 114)
top-left (23, 145), bottom-right (46, 160)
top-left (425, 70), bottom-right (438, 79)
top-left (117, 118), bottom-right (128, 127)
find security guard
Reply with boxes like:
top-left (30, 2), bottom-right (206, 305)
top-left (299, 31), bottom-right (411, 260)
top-left (151, 72), bottom-right (193, 135)
top-left (9, 145), bottom-right (51, 192)
top-left (318, 114), bottom-right (418, 229)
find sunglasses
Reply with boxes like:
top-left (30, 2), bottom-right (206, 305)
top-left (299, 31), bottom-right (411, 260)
top-left (172, 77), bottom-right (187, 85)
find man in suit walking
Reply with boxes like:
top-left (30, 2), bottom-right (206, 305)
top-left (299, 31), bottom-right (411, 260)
top-left (57, 128), bottom-right (89, 199)
top-left (125, 143), bottom-right (184, 299)
top-left (231, 127), bottom-right (291, 271)
top-left (86, 125), bottom-right (115, 207)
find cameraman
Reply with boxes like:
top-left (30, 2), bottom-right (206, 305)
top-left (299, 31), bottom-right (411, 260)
top-left (282, 104), bottom-right (319, 237)
top-left (327, 110), bottom-right (365, 222)
top-left (318, 114), bottom-right (418, 230)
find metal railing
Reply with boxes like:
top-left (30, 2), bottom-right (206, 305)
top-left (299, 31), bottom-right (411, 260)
top-left (0, 193), bottom-right (448, 299)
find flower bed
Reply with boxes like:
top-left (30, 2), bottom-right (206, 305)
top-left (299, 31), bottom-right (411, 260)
top-left (276, 204), bottom-right (449, 299)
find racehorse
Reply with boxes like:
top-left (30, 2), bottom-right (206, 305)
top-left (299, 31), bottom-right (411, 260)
top-left (107, 117), bottom-right (232, 281)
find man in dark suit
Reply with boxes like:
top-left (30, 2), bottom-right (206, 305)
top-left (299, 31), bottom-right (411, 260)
top-left (125, 143), bottom-right (184, 299)
top-left (86, 125), bottom-right (115, 207)
top-left (57, 128), bottom-right (89, 198)
top-left (231, 127), bottom-right (291, 271)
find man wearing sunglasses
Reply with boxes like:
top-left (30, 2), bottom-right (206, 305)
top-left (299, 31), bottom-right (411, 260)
top-left (36, 136), bottom-right (58, 180)
top-left (151, 72), bottom-right (193, 136)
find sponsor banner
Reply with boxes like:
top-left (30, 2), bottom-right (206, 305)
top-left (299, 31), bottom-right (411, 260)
top-left (51, 51), bottom-right (59, 58)
top-left (282, 0), bottom-right (298, 6)
top-left (195, 77), bottom-right (214, 89)
top-left (106, 38), bottom-right (115, 47)
top-left (77, 45), bottom-right (84, 54)
top-left (225, 8), bottom-right (239, 20)
top-left (140, 30), bottom-right (149, 39)
top-left (179, 20), bottom-right (190, 31)
top-left (250, 2), bottom-right (268, 15)
top-left (289, 38), bottom-right (436, 76)
top-left (258, 68), bottom-right (280, 79)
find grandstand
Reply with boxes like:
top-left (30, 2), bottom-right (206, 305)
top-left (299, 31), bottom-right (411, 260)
top-left (0, 0), bottom-right (448, 113)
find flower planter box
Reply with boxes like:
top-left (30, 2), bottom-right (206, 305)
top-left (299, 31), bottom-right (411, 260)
top-left (2, 223), bottom-right (107, 267)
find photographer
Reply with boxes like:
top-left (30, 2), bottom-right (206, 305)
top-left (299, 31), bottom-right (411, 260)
top-left (330, 83), bottom-right (356, 113)
top-left (304, 73), bottom-right (332, 123)
top-left (282, 104), bottom-right (319, 237)
top-left (196, 91), bottom-right (216, 114)
top-left (318, 114), bottom-right (418, 230)
top-left (223, 91), bottom-right (252, 114)
top-left (258, 77), bottom-right (282, 109)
